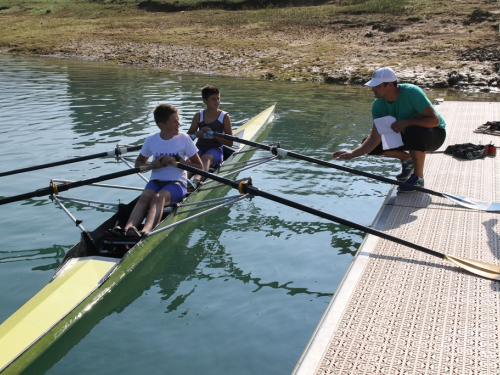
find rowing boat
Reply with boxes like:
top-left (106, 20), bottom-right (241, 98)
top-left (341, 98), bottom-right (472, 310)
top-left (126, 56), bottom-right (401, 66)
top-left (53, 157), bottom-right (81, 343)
top-left (0, 103), bottom-right (276, 373)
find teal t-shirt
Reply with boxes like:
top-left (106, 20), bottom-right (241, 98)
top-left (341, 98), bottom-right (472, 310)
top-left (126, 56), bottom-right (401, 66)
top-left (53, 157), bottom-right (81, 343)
top-left (371, 83), bottom-right (446, 129)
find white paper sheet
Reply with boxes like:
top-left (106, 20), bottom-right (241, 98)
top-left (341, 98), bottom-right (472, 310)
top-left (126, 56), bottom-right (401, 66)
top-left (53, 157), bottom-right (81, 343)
top-left (374, 116), bottom-right (404, 150)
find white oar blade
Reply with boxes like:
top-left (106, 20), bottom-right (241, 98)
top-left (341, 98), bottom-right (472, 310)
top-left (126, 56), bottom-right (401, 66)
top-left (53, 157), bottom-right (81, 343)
top-left (442, 193), bottom-right (500, 212)
top-left (445, 254), bottom-right (500, 280)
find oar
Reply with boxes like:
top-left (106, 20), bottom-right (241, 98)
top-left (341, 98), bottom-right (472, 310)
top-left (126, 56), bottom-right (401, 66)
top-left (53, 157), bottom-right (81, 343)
top-left (211, 132), bottom-right (500, 212)
top-left (175, 162), bottom-right (500, 281)
top-left (0, 145), bottom-right (142, 178)
top-left (0, 165), bottom-right (151, 206)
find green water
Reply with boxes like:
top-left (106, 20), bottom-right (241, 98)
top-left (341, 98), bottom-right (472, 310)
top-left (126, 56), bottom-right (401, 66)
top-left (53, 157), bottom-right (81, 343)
top-left (0, 54), bottom-right (497, 374)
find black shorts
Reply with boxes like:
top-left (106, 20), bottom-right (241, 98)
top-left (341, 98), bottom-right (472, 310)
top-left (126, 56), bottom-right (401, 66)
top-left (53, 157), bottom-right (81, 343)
top-left (368, 126), bottom-right (446, 155)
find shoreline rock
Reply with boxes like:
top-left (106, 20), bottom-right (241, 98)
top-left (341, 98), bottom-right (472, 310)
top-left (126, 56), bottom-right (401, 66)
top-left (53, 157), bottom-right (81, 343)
top-left (2, 4), bottom-right (498, 93)
top-left (35, 44), bottom-right (500, 93)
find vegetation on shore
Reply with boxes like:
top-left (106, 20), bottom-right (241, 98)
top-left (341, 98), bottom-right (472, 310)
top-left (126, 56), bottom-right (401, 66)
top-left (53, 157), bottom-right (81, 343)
top-left (0, 0), bottom-right (499, 90)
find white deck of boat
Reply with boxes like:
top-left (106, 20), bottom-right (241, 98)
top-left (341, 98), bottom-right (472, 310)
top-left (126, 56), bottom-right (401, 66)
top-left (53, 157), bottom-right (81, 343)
top-left (293, 100), bottom-right (500, 374)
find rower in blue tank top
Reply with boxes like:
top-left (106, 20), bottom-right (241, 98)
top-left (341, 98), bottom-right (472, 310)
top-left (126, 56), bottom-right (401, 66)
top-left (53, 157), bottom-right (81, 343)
top-left (196, 108), bottom-right (228, 155)
top-left (188, 85), bottom-right (233, 185)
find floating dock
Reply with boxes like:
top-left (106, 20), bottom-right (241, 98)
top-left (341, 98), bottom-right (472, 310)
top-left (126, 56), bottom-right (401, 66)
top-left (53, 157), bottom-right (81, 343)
top-left (293, 100), bottom-right (500, 374)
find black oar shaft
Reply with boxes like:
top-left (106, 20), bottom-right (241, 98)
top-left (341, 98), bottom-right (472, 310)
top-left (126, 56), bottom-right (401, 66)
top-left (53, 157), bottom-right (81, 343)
top-left (213, 132), bottom-right (443, 198)
top-left (0, 166), bottom-right (150, 206)
top-left (176, 163), bottom-right (445, 260)
top-left (251, 185), bottom-right (445, 259)
top-left (0, 145), bottom-right (142, 178)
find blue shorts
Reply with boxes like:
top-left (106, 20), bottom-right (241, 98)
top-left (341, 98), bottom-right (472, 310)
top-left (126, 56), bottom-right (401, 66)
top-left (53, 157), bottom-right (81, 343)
top-left (144, 180), bottom-right (187, 204)
top-left (198, 146), bottom-right (223, 165)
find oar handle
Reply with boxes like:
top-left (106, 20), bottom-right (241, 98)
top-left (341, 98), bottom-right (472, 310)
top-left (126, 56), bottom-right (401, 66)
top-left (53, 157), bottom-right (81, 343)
top-left (0, 145), bottom-right (142, 178)
top-left (0, 165), bottom-right (151, 206)
top-left (212, 132), bottom-right (443, 197)
top-left (174, 162), bottom-right (445, 260)
top-left (190, 131), bottom-right (214, 140)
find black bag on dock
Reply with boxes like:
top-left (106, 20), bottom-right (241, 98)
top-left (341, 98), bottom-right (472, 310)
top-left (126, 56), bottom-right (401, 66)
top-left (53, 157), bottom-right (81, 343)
top-left (444, 143), bottom-right (485, 160)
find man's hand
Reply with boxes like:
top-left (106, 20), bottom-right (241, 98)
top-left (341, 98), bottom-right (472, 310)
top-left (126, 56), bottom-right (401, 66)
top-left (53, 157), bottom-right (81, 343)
top-left (332, 151), bottom-right (355, 160)
top-left (390, 120), bottom-right (409, 133)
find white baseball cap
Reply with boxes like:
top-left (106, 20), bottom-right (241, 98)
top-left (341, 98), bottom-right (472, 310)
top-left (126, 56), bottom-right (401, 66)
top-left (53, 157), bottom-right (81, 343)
top-left (365, 67), bottom-right (398, 87)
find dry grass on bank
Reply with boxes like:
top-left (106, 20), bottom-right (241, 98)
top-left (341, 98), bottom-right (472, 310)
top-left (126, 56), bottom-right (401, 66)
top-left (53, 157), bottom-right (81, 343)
top-left (0, 0), bottom-right (499, 89)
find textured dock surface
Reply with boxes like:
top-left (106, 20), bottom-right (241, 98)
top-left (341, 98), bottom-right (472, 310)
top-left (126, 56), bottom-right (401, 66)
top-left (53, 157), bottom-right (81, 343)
top-left (294, 100), bottom-right (500, 375)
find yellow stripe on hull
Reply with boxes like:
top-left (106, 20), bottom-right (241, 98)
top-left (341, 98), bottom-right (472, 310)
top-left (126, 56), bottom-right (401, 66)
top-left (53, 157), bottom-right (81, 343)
top-left (232, 104), bottom-right (276, 151)
top-left (0, 257), bottom-right (119, 371)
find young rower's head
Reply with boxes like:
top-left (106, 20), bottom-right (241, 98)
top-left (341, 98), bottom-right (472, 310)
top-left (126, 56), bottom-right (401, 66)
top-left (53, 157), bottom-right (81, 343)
top-left (201, 85), bottom-right (221, 111)
top-left (153, 104), bottom-right (178, 127)
top-left (201, 85), bottom-right (220, 100)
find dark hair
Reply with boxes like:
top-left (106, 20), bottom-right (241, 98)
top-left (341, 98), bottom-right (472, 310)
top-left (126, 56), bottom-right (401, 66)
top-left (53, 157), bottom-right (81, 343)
top-left (201, 85), bottom-right (220, 100)
top-left (153, 104), bottom-right (178, 125)
top-left (383, 81), bottom-right (398, 87)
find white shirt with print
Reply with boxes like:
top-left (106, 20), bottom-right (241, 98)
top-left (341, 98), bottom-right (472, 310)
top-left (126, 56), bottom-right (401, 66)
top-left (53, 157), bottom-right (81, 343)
top-left (140, 132), bottom-right (198, 185)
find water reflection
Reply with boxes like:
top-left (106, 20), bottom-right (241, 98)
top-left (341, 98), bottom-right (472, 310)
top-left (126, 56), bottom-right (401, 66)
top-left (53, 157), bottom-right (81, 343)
top-left (0, 244), bottom-right (65, 268)
top-left (1, 53), bottom-right (499, 375)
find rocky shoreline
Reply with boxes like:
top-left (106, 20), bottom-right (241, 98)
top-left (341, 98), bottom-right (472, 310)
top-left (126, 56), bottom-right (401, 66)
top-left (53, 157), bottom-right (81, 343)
top-left (2, 3), bottom-right (499, 93)
top-left (37, 41), bottom-right (500, 93)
